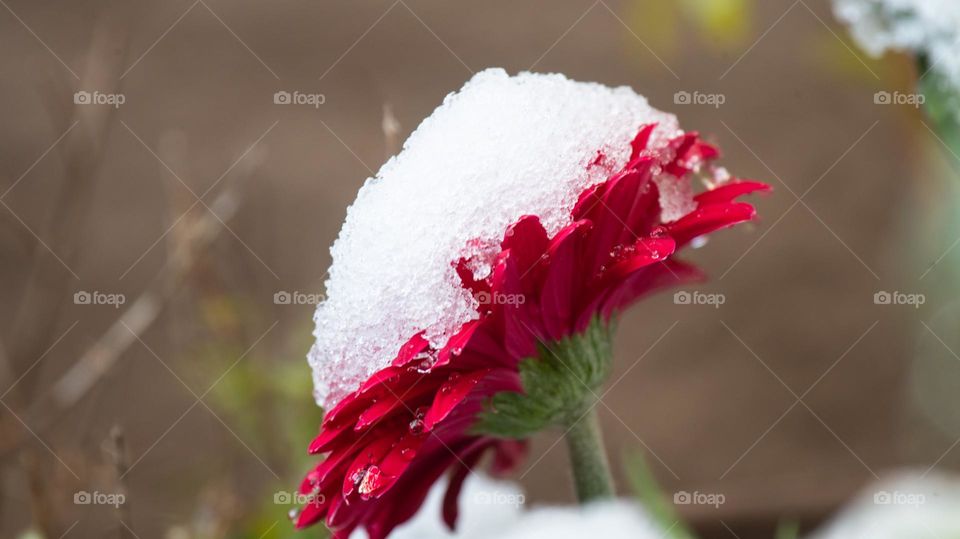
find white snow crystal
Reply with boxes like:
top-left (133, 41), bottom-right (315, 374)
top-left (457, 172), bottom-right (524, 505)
top-left (834, 0), bottom-right (960, 89)
top-left (382, 474), bottom-right (666, 539)
top-left (310, 69), bottom-right (685, 408)
top-left (811, 470), bottom-right (960, 539)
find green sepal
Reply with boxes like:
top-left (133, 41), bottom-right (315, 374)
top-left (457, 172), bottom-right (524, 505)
top-left (472, 317), bottom-right (615, 438)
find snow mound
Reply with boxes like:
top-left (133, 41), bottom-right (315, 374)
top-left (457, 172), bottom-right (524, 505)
top-left (384, 474), bottom-right (665, 539)
top-left (310, 69), bottom-right (681, 408)
top-left (811, 470), bottom-right (960, 539)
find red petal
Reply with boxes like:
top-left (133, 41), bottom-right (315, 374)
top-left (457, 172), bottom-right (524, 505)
top-left (341, 435), bottom-right (396, 498)
top-left (392, 332), bottom-right (430, 368)
top-left (435, 321), bottom-right (480, 368)
top-left (295, 494), bottom-right (330, 528)
top-left (424, 370), bottom-right (489, 431)
top-left (604, 237), bottom-right (676, 282)
top-left (500, 215), bottom-right (550, 292)
top-left (539, 221), bottom-right (590, 340)
top-left (356, 382), bottom-right (438, 431)
top-left (379, 434), bottom-right (424, 477)
top-left (668, 202), bottom-right (756, 246)
top-left (358, 366), bottom-right (404, 394)
top-left (694, 180), bottom-right (770, 206)
top-left (491, 439), bottom-right (528, 475)
top-left (627, 123), bottom-right (658, 165)
top-left (308, 421), bottom-right (352, 454)
top-left (442, 447), bottom-right (487, 529)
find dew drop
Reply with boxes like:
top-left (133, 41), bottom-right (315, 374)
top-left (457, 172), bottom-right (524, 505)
top-left (411, 351), bottom-right (437, 373)
top-left (408, 407), bottom-right (427, 435)
top-left (358, 465), bottom-right (383, 497)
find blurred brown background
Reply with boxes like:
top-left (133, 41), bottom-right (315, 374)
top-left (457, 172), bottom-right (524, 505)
top-left (2, 0), bottom-right (959, 537)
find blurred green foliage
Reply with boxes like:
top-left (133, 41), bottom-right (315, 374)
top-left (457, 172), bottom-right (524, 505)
top-left (192, 294), bottom-right (328, 539)
top-left (624, 0), bottom-right (752, 59)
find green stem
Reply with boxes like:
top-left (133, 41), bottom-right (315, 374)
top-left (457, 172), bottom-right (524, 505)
top-left (565, 404), bottom-right (614, 503)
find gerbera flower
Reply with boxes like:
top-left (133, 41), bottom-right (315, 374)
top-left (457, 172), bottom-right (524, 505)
top-left (297, 69), bottom-right (766, 538)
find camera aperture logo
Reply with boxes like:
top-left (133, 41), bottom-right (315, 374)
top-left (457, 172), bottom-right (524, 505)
top-left (74, 490), bottom-right (125, 507)
top-left (74, 290), bottom-right (125, 309)
top-left (273, 90), bottom-right (326, 108)
top-left (475, 290), bottom-right (526, 306)
top-left (274, 290), bottom-right (325, 305)
top-left (674, 290), bottom-right (725, 308)
top-left (874, 91), bottom-right (925, 108)
top-left (874, 290), bottom-right (924, 309)
top-left (73, 90), bottom-right (125, 108)
top-left (471, 490), bottom-right (525, 507)
top-left (673, 490), bottom-right (725, 508)
top-left (674, 90), bottom-right (725, 109)
top-left (873, 490), bottom-right (925, 507)
top-left (274, 490), bottom-right (325, 505)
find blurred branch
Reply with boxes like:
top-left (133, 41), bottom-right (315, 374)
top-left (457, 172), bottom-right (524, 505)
top-left (382, 103), bottom-right (401, 158)
top-left (0, 169), bottom-right (257, 464)
top-left (104, 426), bottom-right (133, 539)
top-left (7, 9), bottom-right (129, 406)
top-left (22, 451), bottom-right (63, 539)
top-left (52, 168), bottom-right (254, 409)
top-left (1, 12), bottom-right (131, 538)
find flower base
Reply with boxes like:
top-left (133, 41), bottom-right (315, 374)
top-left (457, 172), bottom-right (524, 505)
top-left (474, 317), bottom-right (616, 502)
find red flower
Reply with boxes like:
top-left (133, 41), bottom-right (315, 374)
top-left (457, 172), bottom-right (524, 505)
top-left (295, 125), bottom-right (768, 538)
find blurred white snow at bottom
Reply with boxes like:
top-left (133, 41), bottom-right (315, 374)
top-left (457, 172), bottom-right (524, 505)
top-left (354, 474), bottom-right (667, 539)
top-left (810, 470), bottom-right (960, 539)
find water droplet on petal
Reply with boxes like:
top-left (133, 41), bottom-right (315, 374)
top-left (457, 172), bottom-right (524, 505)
top-left (408, 407), bottom-right (427, 435)
top-left (358, 465), bottom-right (383, 498)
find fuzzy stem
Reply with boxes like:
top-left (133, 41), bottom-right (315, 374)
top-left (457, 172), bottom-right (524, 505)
top-left (565, 404), bottom-right (614, 503)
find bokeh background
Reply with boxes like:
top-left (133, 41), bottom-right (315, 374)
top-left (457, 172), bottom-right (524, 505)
top-left (2, 0), bottom-right (959, 537)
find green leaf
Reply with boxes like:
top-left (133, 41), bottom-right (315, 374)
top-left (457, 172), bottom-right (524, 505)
top-left (624, 452), bottom-right (696, 539)
top-left (775, 520), bottom-right (800, 539)
top-left (918, 55), bottom-right (960, 154)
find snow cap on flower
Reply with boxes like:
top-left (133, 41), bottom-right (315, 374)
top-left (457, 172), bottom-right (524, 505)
top-left (811, 470), bottom-right (960, 539)
top-left (833, 0), bottom-right (960, 87)
top-left (310, 69), bottom-right (689, 409)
